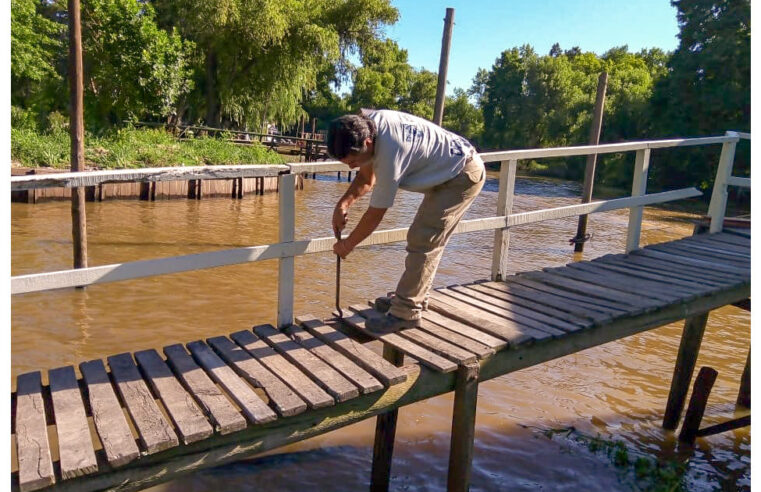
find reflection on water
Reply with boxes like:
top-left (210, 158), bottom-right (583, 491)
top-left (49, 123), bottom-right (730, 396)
top-left (11, 172), bottom-right (750, 490)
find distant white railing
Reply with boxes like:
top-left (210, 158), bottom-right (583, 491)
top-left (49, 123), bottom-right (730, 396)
top-left (11, 133), bottom-right (748, 329)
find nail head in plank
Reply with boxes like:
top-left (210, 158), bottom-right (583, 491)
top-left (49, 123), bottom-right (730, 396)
top-left (186, 340), bottom-right (277, 424)
top-left (252, 325), bottom-right (359, 402)
top-left (48, 366), bottom-right (98, 478)
top-left (421, 309), bottom-right (507, 351)
top-left (79, 360), bottom-right (140, 466)
top-left (205, 335), bottom-right (307, 416)
top-left (163, 344), bottom-right (247, 434)
top-left (16, 371), bottom-right (55, 492)
top-left (134, 350), bottom-right (213, 444)
top-left (107, 353), bottom-right (179, 454)
top-left (284, 324), bottom-right (384, 395)
top-left (295, 315), bottom-right (408, 386)
top-left (340, 309), bottom-right (458, 373)
top-left (228, 329), bottom-right (334, 409)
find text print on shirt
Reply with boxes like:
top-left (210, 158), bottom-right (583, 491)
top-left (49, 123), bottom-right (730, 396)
top-left (450, 138), bottom-right (468, 156)
top-left (402, 123), bottom-right (424, 143)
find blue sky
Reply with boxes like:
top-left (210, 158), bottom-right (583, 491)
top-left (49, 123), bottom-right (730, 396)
top-left (383, 0), bottom-right (681, 94)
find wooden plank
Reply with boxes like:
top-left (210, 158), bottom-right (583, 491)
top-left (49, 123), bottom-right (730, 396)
top-left (16, 371), bottom-right (56, 492)
top-left (107, 353), bottom-right (179, 454)
top-left (676, 238), bottom-right (750, 258)
top-left (658, 242), bottom-right (750, 266)
top-left (436, 288), bottom-right (568, 336)
top-left (506, 276), bottom-right (630, 313)
top-left (48, 366), bottom-right (98, 478)
top-left (134, 350), bottom-right (213, 444)
top-left (562, 263), bottom-right (699, 299)
top-left (428, 292), bottom-right (545, 344)
top-left (704, 232), bottom-right (751, 247)
top-left (724, 227), bottom-right (750, 238)
top-left (339, 309), bottom-right (458, 373)
top-left (295, 315), bottom-right (408, 386)
top-left (598, 256), bottom-right (726, 289)
top-left (163, 344), bottom-right (246, 435)
top-left (476, 281), bottom-right (613, 324)
top-left (466, 282), bottom-right (597, 327)
top-left (520, 271), bottom-right (654, 310)
top-left (449, 285), bottom-right (585, 332)
top-left (664, 237), bottom-right (751, 261)
top-left (79, 360), bottom-right (140, 467)
top-left (415, 319), bottom-right (495, 359)
top-left (186, 341), bottom-right (277, 425)
top-left (349, 305), bottom-right (478, 365)
top-left (634, 248), bottom-right (749, 277)
top-left (229, 329), bottom-right (334, 409)
top-left (613, 254), bottom-right (738, 285)
top-left (252, 324), bottom-right (359, 403)
top-left (204, 336), bottom-right (307, 417)
top-left (579, 260), bottom-right (719, 293)
top-left (689, 235), bottom-right (750, 254)
top-left (549, 264), bottom-right (686, 301)
top-left (421, 309), bottom-right (507, 351)
top-left (284, 324), bottom-right (384, 395)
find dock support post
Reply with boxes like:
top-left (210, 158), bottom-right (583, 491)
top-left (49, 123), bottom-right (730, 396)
top-left (707, 132), bottom-right (739, 233)
top-left (447, 362), bottom-right (479, 492)
top-left (663, 312), bottom-right (709, 430)
top-left (625, 148), bottom-right (651, 252)
top-left (678, 366), bottom-right (718, 445)
top-left (277, 173), bottom-right (296, 328)
top-left (737, 350), bottom-right (750, 408)
top-left (490, 160), bottom-right (517, 281)
top-left (370, 346), bottom-right (404, 492)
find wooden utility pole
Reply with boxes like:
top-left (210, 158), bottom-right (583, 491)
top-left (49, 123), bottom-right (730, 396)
top-left (573, 71), bottom-right (608, 253)
top-left (68, 0), bottom-right (88, 269)
top-left (433, 8), bottom-right (455, 126)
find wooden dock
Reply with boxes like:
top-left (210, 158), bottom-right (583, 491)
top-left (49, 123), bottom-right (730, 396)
top-left (11, 230), bottom-right (750, 492)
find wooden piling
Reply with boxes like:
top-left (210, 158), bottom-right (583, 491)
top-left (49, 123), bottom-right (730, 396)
top-left (663, 312), bottom-right (709, 430)
top-left (737, 350), bottom-right (750, 408)
top-left (433, 8), bottom-right (455, 126)
top-left (68, 0), bottom-right (88, 270)
top-left (370, 346), bottom-right (404, 492)
top-left (678, 366), bottom-right (717, 445)
top-left (447, 361), bottom-right (479, 492)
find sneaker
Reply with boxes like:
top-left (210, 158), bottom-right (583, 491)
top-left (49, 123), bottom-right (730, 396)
top-left (366, 313), bottom-right (420, 334)
top-left (374, 296), bottom-right (393, 313)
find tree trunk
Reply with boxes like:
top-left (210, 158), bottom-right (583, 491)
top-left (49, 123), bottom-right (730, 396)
top-left (205, 49), bottom-right (219, 127)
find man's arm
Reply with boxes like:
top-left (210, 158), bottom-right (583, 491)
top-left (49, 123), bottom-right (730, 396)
top-left (334, 206), bottom-right (387, 259)
top-left (333, 163), bottom-right (376, 235)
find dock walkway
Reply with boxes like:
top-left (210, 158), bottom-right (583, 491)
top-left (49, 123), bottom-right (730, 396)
top-left (12, 230), bottom-right (750, 492)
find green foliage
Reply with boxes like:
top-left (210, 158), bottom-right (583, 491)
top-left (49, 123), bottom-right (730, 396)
top-left (11, 0), bottom-right (63, 85)
top-left (442, 88), bottom-right (483, 144)
top-left (82, 0), bottom-right (195, 127)
top-left (11, 128), bottom-right (284, 169)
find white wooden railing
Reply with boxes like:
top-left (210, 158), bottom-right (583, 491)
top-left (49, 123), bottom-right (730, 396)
top-left (11, 132), bottom-right (748, 328)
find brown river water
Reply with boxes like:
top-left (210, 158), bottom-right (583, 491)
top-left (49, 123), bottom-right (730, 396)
top-left (11, 171), bottom-right (750, 491)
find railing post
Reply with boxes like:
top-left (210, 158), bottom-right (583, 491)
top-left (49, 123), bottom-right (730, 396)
top-left (707, 132), bottom-right (739, 233)
top-left (490, 160), bottom-right (517, 281)
top-left (625, 148), bottom-right (651, 253)
top-left (277, 173), bottom-right (296, 328)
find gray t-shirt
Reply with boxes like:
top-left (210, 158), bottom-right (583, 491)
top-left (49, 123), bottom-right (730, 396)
top-left (362, 109), bottom-right (475, 208)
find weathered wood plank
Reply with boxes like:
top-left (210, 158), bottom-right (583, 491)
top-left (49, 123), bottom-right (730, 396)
top-left (348, 305), bottom-right (478, 365)
top-left (163, 344), bottom-right (246, 435)
top-left (436, 288), bottom-right (568, 336)
top-left (48, 366), bottom-right (98, 478)
top-left (723, 228), bottom-right (750, 239)
top-left (339, 309), bottom-right (458, 373)
top-left (466, 282), bottom-right (597, 327)
top-left (415, 319), bottom-right (495, 359)
top-left (561, 263), bottom-right (698, 299)
top-left (229, 329), bottom-right (334, 409)
top-left (506, 276), bottom-right (630, 313)
top-left (614, 254), bottom-right (738, 284)
top-left (675, 238), bottom-right (750, 258)
top-left (702, 232), bottom-right (750, 247)
top-left (428, 292), bottom-right (545, 344)
top-left (16, 371), bottom-right (55, 492)
top-left (186, 341), bottom-right (277, 425)
top-left (284, 324), bottom-right (384, 395)
top-left (579, 260), bottom-right (719, 292)
top-left (134, 350), bottom-right (213, 444)
top-left (449, 285), bottom-right (584, 332)
top-left (658, 242), bottom-right (750, 266)
top-left (603, 256), bottom-right (725, 287)
top-left (633, 248), bottom-right (749, 277)
top-left (252, 325), bottom-right (359, 403)
top-left (296, 315), bottom-right (408, 386)
top-left (421, 309), bottom-right (507, 351)
top-left (107, 353), bottom-right (179, 454)
top-left (520, 271), bottom-right (654, 310)
top-left (79, 360), bottom-right (140, 467)
top-left (689, 235), bottom-right (750, 254)
top-left (203, 336), bottom-right (307, 417)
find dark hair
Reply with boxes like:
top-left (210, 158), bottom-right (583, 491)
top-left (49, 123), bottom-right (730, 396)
top-left (327, 114), bottom-right (377, 159)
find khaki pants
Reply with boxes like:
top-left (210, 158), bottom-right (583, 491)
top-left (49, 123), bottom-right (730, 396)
top-left (389, 155), bottom-right (486, 320)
